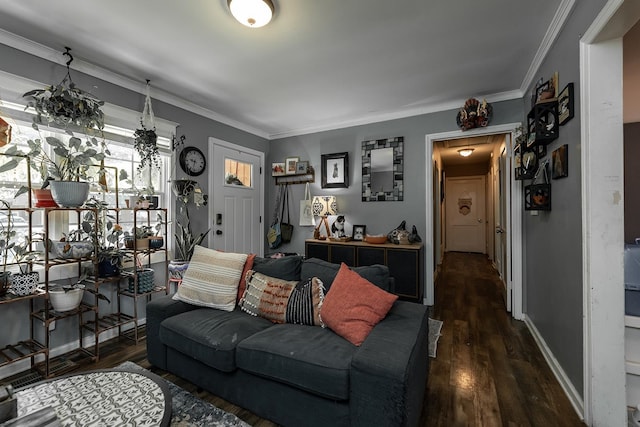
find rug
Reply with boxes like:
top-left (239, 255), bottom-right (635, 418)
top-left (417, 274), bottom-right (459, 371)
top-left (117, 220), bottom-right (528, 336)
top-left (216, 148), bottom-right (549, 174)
top-left (118, 361), bottom-right (250, 427)
top-left (428, 318), bottom-right (443, 358)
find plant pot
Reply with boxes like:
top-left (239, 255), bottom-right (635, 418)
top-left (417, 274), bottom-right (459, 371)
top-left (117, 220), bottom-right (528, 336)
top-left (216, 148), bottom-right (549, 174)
top-left (49, 181), bottom-right (90, 207)
top-left (149, 236), bottom-right (164, 249)
top-left (98, 259), bottom-right (120, 278)
top-left (48, 241), bottom-right (94, 259)
top-left (49, 287), bottom-right (84, 312)
top-left (32, 189), bottom-right (58, 208)
top-left (0, 272), bottom-right (12, 297)
top-left (9, 271), bottom-right (39, 296)
top-left (127, 268), bottom-right (155, 293)
top-left (171, 180), bottom-right (196, 198)
top-left (168, 261), bottom-right (189, 280)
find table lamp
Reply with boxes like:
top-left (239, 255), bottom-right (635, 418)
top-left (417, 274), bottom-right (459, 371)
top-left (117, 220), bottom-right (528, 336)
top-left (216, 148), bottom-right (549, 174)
top-left (312, 195), bottom-right (338, 239)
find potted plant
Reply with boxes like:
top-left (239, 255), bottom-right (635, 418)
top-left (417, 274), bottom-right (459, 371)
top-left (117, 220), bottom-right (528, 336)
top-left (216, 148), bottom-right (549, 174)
top-left (22, 47), bottom-right (104, 132)
top-left (9, 237), bottom-right (41, 296)
top-left (48, 272), bottom-right (110, 312)
top-left (169, 205), bottom-right (210, 279)
top-left (133, 80), bottom-right (160, 175)
top-left (82, 198), bottom-right (127, 277)
top-left (124, 226), bottom-right (154, 251)
top-left (149, 213), bottom-right (166, 250)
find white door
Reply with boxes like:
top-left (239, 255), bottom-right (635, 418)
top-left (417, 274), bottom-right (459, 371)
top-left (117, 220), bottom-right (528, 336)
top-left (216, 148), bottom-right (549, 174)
top-left (209, 139), bottom-right (264, 255)
top-left (445, 176), bottom-right (486, 253)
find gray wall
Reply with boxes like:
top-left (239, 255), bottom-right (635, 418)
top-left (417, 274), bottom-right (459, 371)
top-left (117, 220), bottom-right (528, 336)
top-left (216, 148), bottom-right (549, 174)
top-left (267, 101), bottom-right (523, 256)
top-left (522, 0), bottom-right (608, 397)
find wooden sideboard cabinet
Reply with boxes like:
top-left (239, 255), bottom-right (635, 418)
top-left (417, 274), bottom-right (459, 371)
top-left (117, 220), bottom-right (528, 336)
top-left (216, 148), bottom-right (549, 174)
top-left (305, 239), bottom-right (424, 303)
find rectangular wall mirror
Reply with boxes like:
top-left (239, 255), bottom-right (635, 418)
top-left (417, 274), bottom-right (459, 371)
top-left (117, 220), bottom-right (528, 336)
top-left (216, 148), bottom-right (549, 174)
top-left (361, 137), bottom-right (404, 201)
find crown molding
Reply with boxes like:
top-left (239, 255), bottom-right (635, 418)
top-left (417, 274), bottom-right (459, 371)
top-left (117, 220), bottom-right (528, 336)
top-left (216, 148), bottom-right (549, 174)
top-left (520, 0), bottom-right (577, 94)
top-left (268, 89), bottom-right (524, 140)
top-left (0, 29), bottom-right (270, 140)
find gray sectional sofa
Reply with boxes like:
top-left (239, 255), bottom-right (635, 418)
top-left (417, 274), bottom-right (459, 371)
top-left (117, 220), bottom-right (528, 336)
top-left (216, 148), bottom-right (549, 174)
top-left (146, 256), bottom-right (429, 427)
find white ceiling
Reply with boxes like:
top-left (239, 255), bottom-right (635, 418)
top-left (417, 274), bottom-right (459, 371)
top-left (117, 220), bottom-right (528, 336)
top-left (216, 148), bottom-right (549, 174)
top-left (0, 0), bottom-right (570, 139)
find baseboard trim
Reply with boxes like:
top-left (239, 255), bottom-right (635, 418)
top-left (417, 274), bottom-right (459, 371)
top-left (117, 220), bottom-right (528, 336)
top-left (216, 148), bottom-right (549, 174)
top-left (524, 314), bottom-right (584, 420)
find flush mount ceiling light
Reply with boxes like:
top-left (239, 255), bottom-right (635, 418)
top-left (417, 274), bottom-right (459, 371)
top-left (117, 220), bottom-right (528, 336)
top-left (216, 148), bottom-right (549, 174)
top-left (458, 148), bottom-right (475, 157)
top-left (228, 0), bottom-right (274, 28)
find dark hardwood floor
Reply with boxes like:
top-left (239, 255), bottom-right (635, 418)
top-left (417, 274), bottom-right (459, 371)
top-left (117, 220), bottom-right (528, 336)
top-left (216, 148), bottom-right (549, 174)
top-left (425, 252), bottom-right (585, 427)
top-left (8, 252), bottom-right (585, 426)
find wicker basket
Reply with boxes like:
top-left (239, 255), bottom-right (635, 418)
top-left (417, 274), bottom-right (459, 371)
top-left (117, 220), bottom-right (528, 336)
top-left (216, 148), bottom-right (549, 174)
top-left (127, 268), bottom-right (155, 293)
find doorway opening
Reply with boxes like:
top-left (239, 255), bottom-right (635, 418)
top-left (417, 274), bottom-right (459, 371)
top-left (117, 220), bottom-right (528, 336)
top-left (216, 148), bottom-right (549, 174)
top-left (425, 123), bottom-right (523, 320)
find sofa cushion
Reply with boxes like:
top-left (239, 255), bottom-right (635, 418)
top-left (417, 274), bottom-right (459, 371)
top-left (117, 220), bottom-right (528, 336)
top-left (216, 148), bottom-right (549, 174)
top-left (301, 257), bottom-right (391, 292)
top-left (321, 263), bottom-right (398, 346)
top-left (159, 307), bottom-right (273, 372)
top-left (253, 255), bottom-right (303, 281)
top-left (240, 272), bottom-right (325, 326)
top-left (236, 324), bottom-right (355, 400)
top-left (173, 246), bottom-right (247, 311)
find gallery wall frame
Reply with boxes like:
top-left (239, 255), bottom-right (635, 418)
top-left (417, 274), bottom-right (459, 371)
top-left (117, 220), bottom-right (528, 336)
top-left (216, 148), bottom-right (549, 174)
top-left (321, 152), bottom-right (349, 188)
top-left (552, 144), bottom-right (568, 179)
top-left (362, 136), bottom-right (404, 202)
top-left (558, 82), bottom-right (574, 125)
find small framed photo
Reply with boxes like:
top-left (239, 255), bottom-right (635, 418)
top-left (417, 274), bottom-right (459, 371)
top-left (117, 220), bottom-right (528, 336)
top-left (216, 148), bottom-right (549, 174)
top-left (285, 157), bottom-right (299, 175)
top-left (558, 83), bottom-right (574, 125)
top-left (296, 161), bottom-right (309, 174)
top-left (352, 224), bottom-right (366, 241)
top-left (552, 144), bottom-right (568, 179)
top-left (321, 152), bottom-right (349, 188)
top-left (271, 162), bottom-right (285, 176)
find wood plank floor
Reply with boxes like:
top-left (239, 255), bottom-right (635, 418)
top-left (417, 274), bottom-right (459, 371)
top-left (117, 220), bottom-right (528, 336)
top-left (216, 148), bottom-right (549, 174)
top-left (425, 252), bottom-right (585, 427)
top-left (13, 252), bottom-right (585, 426)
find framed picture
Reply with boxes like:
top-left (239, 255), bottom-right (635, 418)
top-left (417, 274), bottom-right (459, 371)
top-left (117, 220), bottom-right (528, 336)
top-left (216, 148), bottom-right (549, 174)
top-left (552, 144), bottom-right (568, 179)
top-left (362, 137), bottom-right (404, 201)
top-left (296, 160), bottom-right (309, 174)
top-left (352, 224), bottom-right (366, 241)
top-left (558, 83), bottom-right (574, 125)
top-left (285, 157), bottom-right (299, 175)
top-left (321, 152), bottom-right (349, 188)
top-left (525, 183), bottom-right (552, 211)
top-left (271, 162), bottom-right (285, 176)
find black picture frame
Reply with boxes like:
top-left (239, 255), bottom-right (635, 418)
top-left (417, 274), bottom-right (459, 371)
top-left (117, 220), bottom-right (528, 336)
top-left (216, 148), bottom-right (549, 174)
top-left (321, 152), bottom-right (349, 188)
top-left (558, 83), bottom-right (574, 125)
top-left (525, 183), bottom-right (552, 211)
top-left (352, 224), bottom-right (366, 241)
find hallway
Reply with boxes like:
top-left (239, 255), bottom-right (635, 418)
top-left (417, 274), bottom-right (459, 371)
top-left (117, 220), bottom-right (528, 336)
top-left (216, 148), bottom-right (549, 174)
top-left (424, 252), bottom-right (585, 426)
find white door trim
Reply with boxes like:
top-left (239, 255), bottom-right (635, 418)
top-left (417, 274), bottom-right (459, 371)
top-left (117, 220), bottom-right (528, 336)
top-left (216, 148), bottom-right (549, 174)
top-left (580, 0), bottom-right (640, 424)
top-left (425, 123), bottom-right (522, 320)
top-left (208, 137), bottom-right (266, 257)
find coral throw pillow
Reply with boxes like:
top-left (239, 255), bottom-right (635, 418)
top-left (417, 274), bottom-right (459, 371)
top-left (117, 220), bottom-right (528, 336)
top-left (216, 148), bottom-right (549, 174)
top-left (320, 263), bottom-right (398, 346)
top-left (173, 245), bottom-right (247, 311)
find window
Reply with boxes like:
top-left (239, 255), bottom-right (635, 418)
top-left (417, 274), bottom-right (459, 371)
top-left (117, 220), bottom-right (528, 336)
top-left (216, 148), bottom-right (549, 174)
top-left (225, 157), bottom-right (252, 187)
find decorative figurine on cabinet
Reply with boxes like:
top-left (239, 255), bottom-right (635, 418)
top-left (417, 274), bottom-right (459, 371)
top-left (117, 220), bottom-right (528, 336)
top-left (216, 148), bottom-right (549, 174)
top-left (331, 215), bottom-right (346, 238)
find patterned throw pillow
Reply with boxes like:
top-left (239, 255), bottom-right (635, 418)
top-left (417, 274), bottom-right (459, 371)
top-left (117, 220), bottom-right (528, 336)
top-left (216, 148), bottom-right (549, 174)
top-left (240, 271), bottom-right (325, 326)
top-left (172, 246), bottom-right (248, 311)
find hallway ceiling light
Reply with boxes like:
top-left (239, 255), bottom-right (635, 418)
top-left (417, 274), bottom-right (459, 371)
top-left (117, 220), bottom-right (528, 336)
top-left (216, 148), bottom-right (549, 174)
top-left (228, 0), bottom-right (274, 28)
top-left (458, 148), bottom-right (474, 157)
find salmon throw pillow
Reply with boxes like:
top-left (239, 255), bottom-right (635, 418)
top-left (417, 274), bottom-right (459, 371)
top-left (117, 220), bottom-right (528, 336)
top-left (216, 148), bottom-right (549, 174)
top-left (320, 263), bottom-right (398, 346)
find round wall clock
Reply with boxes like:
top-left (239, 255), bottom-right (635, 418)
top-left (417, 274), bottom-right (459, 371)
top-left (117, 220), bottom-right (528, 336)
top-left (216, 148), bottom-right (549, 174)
top-left (179, 146), bottom-right (206, 176)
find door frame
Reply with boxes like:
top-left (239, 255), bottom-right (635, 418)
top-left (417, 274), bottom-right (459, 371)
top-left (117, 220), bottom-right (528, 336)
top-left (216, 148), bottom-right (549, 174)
top-left (208, 137), bottom-right (266, 256)
top-left (425, 123), bottom-right (523, 320)
top-left (580, 0), bottom-right (640, 423)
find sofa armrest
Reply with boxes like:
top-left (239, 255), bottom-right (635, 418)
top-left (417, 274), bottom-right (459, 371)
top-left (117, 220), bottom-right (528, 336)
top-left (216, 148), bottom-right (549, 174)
top-left (350, 301), bottom-right (429, 427)
top-left (146, 294), bottom-right (197, 369)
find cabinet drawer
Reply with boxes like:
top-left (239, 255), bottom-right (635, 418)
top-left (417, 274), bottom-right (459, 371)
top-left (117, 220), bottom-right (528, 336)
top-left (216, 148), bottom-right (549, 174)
top-left (387, 249), bottom-right (419, 299)
top-left (306, 243), bottom-right (329, 261)
top-left (330, 245), bottom-right (355, 266)
top-left (357, 246), bottom-right (385, 266)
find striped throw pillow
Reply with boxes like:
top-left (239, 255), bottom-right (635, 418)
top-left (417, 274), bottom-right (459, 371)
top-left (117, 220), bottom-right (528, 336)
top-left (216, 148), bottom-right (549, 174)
top-left (240, 271), bottom-right (325, 326)
top-left (172, 246), bottom-right (248, 311)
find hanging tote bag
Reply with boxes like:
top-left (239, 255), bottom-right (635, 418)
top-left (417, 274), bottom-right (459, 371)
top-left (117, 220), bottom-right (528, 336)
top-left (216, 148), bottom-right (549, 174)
top-left (299, 183), bottom-right (315, 226)
top-left (280, 184), bottom-right (294, 243)
top-left (267, 185), bottom-right (284, 249)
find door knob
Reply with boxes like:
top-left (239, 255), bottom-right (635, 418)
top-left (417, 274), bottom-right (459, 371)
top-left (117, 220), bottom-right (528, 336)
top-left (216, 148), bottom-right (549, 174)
top-left (216, 230), bottom-right (223, 235)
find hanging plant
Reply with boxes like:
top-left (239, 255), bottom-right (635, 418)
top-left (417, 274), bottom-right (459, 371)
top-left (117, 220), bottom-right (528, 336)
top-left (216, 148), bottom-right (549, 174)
top-left (133, 80), bottom-right (160, 173)
top-left (22, 47), bottom-right (104, 131)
